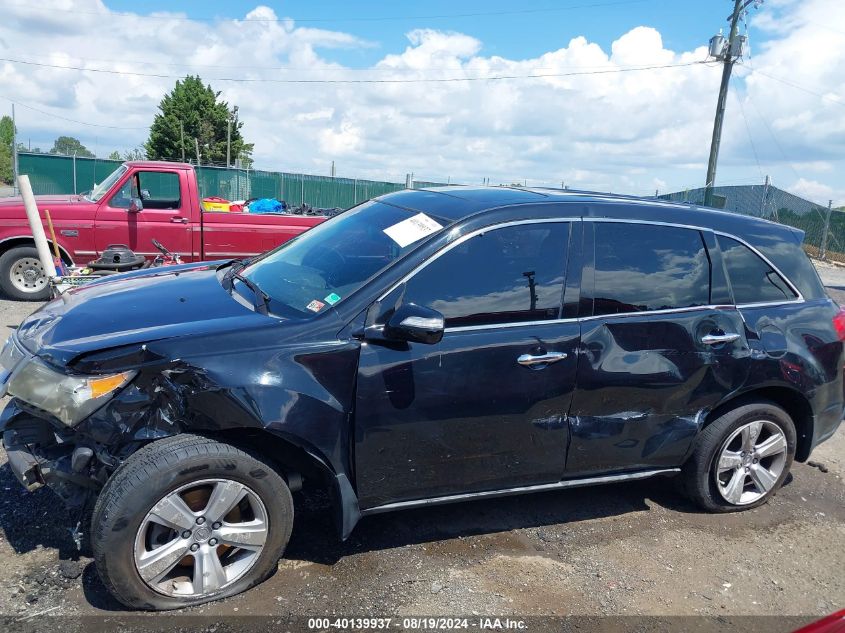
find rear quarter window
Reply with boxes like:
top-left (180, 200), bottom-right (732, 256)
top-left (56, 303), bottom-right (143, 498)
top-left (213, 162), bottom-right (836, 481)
top-left (718, 235), bottom-right (798, 304)
top-left (755, 234), bottom-right (827, 301)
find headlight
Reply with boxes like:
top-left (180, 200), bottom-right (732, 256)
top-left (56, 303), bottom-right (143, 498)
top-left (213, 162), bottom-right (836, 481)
top-left (7, 358), bottom-right (136, 426)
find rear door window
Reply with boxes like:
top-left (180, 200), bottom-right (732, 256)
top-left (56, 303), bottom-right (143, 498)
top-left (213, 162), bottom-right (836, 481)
top-left (592, 223), bottom-right (711, 316)
top-left (717, 235), bottom-right (798, 304)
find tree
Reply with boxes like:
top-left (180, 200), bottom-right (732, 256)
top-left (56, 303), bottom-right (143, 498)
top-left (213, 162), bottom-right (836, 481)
top-left (50, 136), bottom-right (94, 157)
top-left (123, 146), bottom-right (146, 161)
top-left (108, 151), bottom-right (121, 160)
top-left (145, 76), bottom-right (252, 166)
top-left (0, 115), bottom-right (14, 184)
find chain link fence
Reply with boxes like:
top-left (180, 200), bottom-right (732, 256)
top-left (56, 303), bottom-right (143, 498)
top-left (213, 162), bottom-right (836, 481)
top-left (658, 184), bottom-right (843, 264)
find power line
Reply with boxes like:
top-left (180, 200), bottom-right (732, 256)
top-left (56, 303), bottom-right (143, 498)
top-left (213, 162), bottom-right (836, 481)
top-left (732, 87), bottom-right (764, 181)
top-left (0, 95), bottom-right (149, 130)
top-left (0, 0), bottom-right (647, 23)
top-left (737, 62), bottom-right (845, 108)
top-left (6, 51), bottom-right (657, 74)
top-left (0, 57), bottom-right (712, 84)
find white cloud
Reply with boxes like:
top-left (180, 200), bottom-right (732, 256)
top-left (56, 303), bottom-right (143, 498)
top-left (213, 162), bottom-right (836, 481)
top-left (789, 178), bottom-right (834, 203)
top-left (1, 0), bottom-right (843, 204)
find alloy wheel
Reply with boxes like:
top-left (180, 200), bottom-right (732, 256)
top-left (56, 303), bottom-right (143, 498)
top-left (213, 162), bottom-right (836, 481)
top-left (714, 420), bottom-right (788, 505)
top-left (133, 478), bottom-right (269, 597)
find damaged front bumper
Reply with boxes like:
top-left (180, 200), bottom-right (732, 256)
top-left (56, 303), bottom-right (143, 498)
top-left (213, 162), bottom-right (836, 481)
top-left (1, 401), bottom-right (104, 507)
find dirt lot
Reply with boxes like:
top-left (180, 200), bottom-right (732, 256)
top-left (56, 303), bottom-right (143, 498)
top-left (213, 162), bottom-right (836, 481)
top-left (0, 281), bottom-right (842, 629)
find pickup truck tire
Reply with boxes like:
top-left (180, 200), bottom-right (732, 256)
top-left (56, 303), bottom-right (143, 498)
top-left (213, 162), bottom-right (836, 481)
top-left (91, 434), bottom-right (294, 610)
top-left (681, 400), bottom-right (796, 512)
top-left (0, 246), bottom-right (51, 301)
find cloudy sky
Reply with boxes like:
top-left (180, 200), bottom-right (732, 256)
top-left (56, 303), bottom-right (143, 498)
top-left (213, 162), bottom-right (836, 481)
top-left (1, 0), bottom-right (842, 203)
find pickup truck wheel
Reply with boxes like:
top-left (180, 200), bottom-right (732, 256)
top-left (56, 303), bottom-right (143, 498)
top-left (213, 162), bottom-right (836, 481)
top-left (0, 246), bottom-right (51, 301)
top-left (681, 401), bottom-right (796, 512)
top-left (91, 434), bottom-right (294, 610)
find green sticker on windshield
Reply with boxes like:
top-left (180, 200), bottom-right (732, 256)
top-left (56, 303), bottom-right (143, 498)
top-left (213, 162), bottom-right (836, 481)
top-left (324, 292), bottom-right (341, 305)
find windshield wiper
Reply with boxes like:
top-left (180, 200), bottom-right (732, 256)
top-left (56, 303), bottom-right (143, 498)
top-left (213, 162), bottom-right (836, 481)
top-left (223, 261), bottom-right (269, 315)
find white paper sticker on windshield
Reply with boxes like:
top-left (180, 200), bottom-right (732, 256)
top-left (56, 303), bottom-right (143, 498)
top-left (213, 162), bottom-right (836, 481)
top-left (383, 213), bottom-right (443, 248)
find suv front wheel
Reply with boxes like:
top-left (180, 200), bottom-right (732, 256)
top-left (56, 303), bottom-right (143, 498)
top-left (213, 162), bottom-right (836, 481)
top-left (92, 434), bottom-right (294, 610)
top-left (682, 400), bottom-right (796, 512)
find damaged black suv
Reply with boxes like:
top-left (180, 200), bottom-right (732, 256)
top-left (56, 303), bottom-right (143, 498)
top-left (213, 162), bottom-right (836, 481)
top-left (1, 187), bottom-right (843, 610)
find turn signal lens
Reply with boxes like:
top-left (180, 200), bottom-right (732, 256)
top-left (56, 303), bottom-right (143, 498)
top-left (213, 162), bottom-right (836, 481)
top-left (833, 308), bottom-right (845, 342)
top-left (89, 373), bottom-right (134, 399)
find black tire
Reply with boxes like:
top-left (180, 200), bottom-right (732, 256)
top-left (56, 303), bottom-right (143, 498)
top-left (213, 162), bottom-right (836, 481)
top-left (0, 246), bottom-right (52, 301)
top-left (681, 400), bottom-right (796, 512)
top-left (91, 434), bottom-right (294, 610)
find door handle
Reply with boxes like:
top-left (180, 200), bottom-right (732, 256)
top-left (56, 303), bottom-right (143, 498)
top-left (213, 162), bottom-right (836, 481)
top-left (701, 332), bottom-right (741, 345)
top-left (170, 216), bottom-right (189, 224)
top-left (517, 352), bottom-right (568, 367)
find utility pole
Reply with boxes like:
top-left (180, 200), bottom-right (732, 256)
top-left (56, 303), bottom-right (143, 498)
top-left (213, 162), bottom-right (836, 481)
top-left (820, 200), bottom-right (833, 261)
top-left (179, 120), bottom-right (186, 162)
top-left (704, 0), bottom-right (756, 207)
top-left (226, 106), bottom-right (238, 169)
top-left (194, 137), bottom-right (201, 166)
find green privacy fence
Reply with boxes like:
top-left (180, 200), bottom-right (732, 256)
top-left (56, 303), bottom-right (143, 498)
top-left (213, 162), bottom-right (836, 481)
top-left (16, 153), bottom-right (442, 209)
top-left (18, 153), bottom-right (124, 195)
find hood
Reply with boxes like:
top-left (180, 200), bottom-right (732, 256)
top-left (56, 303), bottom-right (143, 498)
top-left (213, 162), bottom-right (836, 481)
top-left (15, 263), bottom-right (273, 366)
top-left (0, 194), bottom-right (90, 210)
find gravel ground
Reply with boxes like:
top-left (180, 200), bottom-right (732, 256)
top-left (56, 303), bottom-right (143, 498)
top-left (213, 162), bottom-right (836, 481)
top-left (0, 276), bottom-right (842, 628)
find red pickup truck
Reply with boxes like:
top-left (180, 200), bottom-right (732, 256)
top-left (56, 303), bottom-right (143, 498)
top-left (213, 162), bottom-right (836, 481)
top-left (0, 161), bottom-right (326, 300)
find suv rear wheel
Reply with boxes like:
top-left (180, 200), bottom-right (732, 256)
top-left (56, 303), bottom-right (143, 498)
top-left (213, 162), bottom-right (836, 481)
top-left (91, 434), bottom-right (294, 610)
top-left (682, 400), bottom-right (796, 512)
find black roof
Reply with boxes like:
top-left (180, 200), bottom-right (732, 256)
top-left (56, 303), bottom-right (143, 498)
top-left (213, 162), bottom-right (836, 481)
top-left (376, 186), bottom-right (802, 244)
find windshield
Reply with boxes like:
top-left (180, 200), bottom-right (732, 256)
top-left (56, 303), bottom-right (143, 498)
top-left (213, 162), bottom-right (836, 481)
top-left (240, 201), bottom-right (449, 318)
top-left (86, 165), bottom-right (128, 202)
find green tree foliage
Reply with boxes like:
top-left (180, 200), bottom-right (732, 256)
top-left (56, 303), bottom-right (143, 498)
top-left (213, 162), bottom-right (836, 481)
top-left (50, 136), bottom-right (94, 157)
top-left (108, 151), bottom-right (121, 160)
top-left (145, 76), bottom-right (252, 166)
top-left (0, 115), bottom-right (14, 184)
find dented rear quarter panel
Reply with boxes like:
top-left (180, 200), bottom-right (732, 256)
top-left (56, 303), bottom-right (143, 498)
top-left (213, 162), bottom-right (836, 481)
top-left (738, 298), bottom-right (844, 453)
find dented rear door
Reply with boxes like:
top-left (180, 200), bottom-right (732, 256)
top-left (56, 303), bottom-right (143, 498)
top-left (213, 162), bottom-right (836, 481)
top-left (565, 220), bottom-right (750, 476)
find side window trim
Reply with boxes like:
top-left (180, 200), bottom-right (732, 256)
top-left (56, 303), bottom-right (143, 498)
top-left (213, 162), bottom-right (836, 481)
top-left (371, 217), bottom-right (805, 332)
top-left (712, 230), bottom-right (804, 306)
top-left (376, 218), bottom-right (579, 331)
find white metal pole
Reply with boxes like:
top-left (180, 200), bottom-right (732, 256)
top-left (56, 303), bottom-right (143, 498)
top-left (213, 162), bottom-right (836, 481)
top-left (17, 175), bottom-right (57, 278)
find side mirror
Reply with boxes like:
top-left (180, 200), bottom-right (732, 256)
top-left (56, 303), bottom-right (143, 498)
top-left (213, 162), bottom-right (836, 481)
top-left (384, 303), bottom-right (445, 345)
top-left (127, 197), bottom-right (143, 213)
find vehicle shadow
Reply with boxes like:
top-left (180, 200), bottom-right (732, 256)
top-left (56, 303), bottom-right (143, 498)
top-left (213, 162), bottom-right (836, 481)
top-left (78, 475), bottom-right (694, 613)
top-left (0, 462), bottom-right (81, 559)
top-left (284, 475), bottom-right (695, 566)
top-left (64, 470), bottom-right (796, 612)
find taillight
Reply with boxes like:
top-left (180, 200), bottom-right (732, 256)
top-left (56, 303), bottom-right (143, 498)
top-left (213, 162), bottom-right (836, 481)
top-left (833, 308), bottom-right (845, 341)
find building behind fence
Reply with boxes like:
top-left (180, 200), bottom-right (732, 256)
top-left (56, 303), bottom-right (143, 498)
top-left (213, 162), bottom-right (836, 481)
top-left (658, 184), bottom-right (844, 263)
top-left (15, 153), bottom-right (843, 263)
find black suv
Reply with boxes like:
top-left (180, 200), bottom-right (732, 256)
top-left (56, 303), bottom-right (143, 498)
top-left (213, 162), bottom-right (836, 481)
top-left (1, 187), bottom-right (842, 609)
